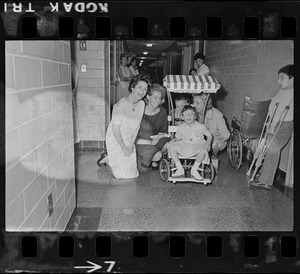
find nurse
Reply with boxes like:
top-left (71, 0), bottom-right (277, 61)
top-left (100, 76), bottom-right (150, 179)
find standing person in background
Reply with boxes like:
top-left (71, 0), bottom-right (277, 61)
top-left (126, 53), bottom-right (133, 67)
top-left (153, 68), bottom-right (160, 83)
top-left (118, 53), bottom-right (133, 101)
top-left (129, 58), bottom-right (139, 77)
top-left (250, 64), bottom-right (294, 190)
top-left (194, 52), bottom-right (210, 76)
top-left (99, 76), bottom-right (150, 179)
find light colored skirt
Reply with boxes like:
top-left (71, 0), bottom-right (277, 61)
top-left (168, 139), bottom-right (210, 164)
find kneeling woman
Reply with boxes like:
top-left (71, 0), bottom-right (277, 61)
top-left (100, 76), bottom-right (150, 179)
top-left (135, 84), bottom-right (170, 170)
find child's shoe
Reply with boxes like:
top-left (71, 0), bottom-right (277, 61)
top-left (190, 167), bottom-right (203, 181)
top-left (172, 166), bottom-right (185, 177)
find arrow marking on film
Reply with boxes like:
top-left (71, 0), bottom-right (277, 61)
top-left (74, 261), bottom-right (102, 273)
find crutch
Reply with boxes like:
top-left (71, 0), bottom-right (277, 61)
top-left (248, 105), bottom-right (290, 183)
top-left (246, 103), bottom-right (279, 176)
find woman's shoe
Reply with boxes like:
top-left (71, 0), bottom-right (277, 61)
top-left (97, 152), bottom-right (107, 167)
top-left (151, 161), bottom-right (159, 170)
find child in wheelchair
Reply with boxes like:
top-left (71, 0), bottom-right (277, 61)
top-left (168, 105), bottom-right (212, 180)
top-left (174, 94), bottom-right (190, 126)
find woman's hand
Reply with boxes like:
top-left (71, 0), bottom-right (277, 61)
top-left (121, 146), bottom-right (132, 157)
top-left (157, 132), bottom-right (167, 139)
top-left (128, 143), bottom-right (135, 152)
top-left (173, 138), bottom-right (181, 143)
top-left (206, 143), bottom-right (211, 152)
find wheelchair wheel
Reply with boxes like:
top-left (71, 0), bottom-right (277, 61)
top-left (229, 129), bottom-right (243, 170)
top-left (159, 159), bottom-right (170, 182)
top-left (203, 163), bottom-right (215, 183)
top-left (227, 132), bottom-right (232, 158)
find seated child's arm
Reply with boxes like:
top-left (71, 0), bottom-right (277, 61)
top-left (173, 126), bottom-right (183, 142)
top-left (173, 137), bottom-right (182, 143)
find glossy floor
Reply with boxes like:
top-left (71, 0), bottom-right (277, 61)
top-left (66, 150), bottom-right (293, 231)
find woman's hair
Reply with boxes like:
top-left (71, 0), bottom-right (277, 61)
top-left (144, 83), bottom-right (166, 105)
top-left (193, 93), bottom-right (208, 100)
top-left (182, 105), bottom-right (197, 115)
top-left (192, 93), bottom-right (213, 109)
top-left (189, 68), bottom-right (197, 75)
top-left (120, 53), bottom-right (127, 61)
top-left (278, 64), bottom-right (294, 79)
top-left (147, 83), bottom-right (166, 98)
top-left (194, 52), bottom-right (205, 61)
top-left (175, 94), bottom-right (189, 102)
top-left (129, 58), bottom-right (136, 66)
top-left (128, 75), bottom-right (150, 93)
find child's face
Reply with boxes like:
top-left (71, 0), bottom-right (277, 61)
top-left (175, 99), bottom-right (188, 110)
top-left (182, 109), bottom-right (196, 125)
top-left (195, 58), bottom-right (204, 67)
top-left (278, 73), bottom-right (293, 90)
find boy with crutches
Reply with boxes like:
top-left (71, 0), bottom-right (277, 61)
top-left (248, 65), bottom-right (294, 189)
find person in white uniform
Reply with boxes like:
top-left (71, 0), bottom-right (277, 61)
top-left (100, 76), bottom-right (150, 179)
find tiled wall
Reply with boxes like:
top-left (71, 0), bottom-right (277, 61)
top-left (205, 40), bottom-right (293, 125)
top-left (72, 41), bottom-right (106, 150)
top-left (6, 41), bottom-right (76, 231)
top-left (205, 40), bottom-right (293, 173)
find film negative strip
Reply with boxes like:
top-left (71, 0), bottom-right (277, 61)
top-left (1, 0), bottom-right (300, 273)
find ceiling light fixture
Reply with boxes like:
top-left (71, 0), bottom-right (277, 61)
top-left (143, 52), bottom-right (148, 55)
top-left (146, 43), bottom-right (153, 47)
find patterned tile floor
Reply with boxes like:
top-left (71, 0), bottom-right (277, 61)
top-left (66, 150), bottom-right (293, 231)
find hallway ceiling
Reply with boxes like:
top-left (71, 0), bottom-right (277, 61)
top-left (126, 40), bottom-right (175, 66)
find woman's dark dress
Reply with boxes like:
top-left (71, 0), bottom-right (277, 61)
top-left (136, 106), bottom-right (170, 168)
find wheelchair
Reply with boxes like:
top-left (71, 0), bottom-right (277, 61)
top-left (227, 96), bottom-right (271, 170)
top-left (158, 74), bottom-right (221, 185)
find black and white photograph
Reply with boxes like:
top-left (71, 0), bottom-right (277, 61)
top-left (5, 39), bottom-right (293, 232)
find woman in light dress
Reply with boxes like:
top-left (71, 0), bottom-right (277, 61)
top-left (100, 76), bottom-right (150, 179)
top-left (129, 58), bottom-right (139, 77)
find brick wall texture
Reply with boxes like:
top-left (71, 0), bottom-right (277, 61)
top-left (73, 41), bottom-right (106, 147)
top-left (6, 41), bottom-right (75, 231)
top-left (205, 40), bottom-right (293, 126)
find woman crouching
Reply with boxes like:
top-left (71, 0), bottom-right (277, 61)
top-left (99, 76), bottom-right (150, 179)
top-left (135, 84), bottom-right (170, 171)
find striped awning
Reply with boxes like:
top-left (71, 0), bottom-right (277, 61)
top-left (163, 75), bottom-right (221, 93)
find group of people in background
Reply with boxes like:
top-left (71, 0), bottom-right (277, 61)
top-left (117, 53), bottom-right (141, 101)
top-left (99, 50), bottom-right (294, 191)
